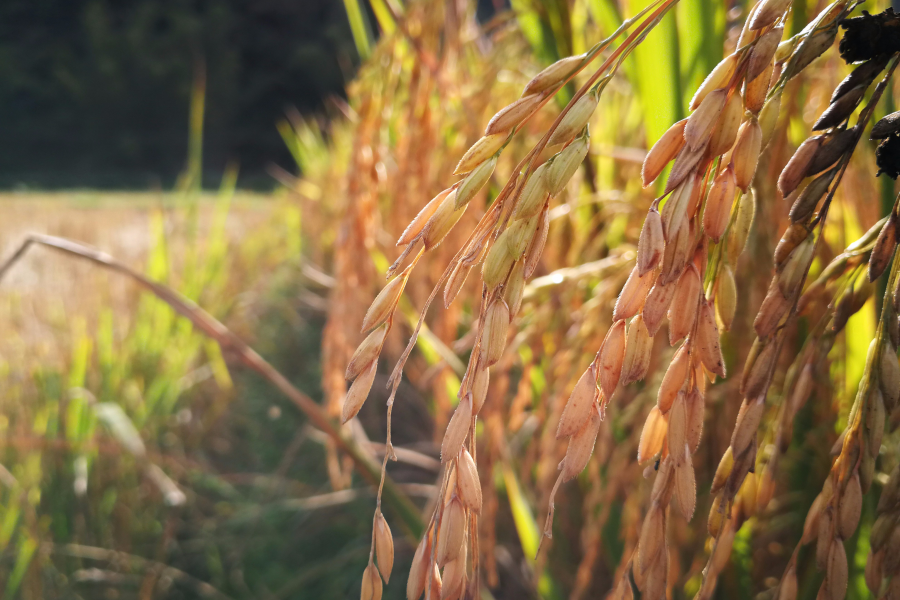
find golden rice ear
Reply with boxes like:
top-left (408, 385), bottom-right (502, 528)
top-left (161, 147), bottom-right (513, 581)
top-left (732, 116), bottom-right (762, 191)
top-left (658, 345), bottom-right (690, 413)
top-left (398, 188), bottom-right (452, 246)
top-left (708, 93), bottom-right (743, 157)
top-left (749, 0), bottom-right (791, 30)
top-left (547, 133), bottom-right (590, 195)
top-left (455, 133), bottom-right (507, 175)
top-left (598, 319), bottom-right (626, 398)
top-left (455, 156), bottom-right (496, 208)
top-left (374, 512), bottom-right (394, 583)
top-left (642, 119), bottom-right (687, 187)
top-left (696, 299), bottom-right (726, 378)
top-left (614, 266), bottom-right (656, 322)
top-left (523, 53), bottom-right (585, 95)
top-left (457, 448), bottom-right (482, 512)
top-left (548, 88), bottom-right (599, 146)
top-left (485, 94), bottom-right (543, 136)
top-left (557, 367), bottom-right (599, 439)
top-left (361, 267), bottom-right (412, 332)
top-left (684, 89), bottom-right (727, 151)
top-left (436, 496), bottom-right (466, 566)
top-left (837, 473), bottom-right (862, 539)
top-left (560, 404), bottom-right (601, 481)
top-left (703, 166), bottom-right (736, 242)
top-left (406, 535), bottom-right (430, 600)
top-left (716, 265), bottom-right (738, 331)
top-left (666, 392), bottom-right (686, 462)
top-left (621, 315), bottom-right (653, 386)
top-left (690, 54), bottom-right (737, 110)
top-left (513, 163), bottom-right (550, 221)
top-left (642, 277), bottom-right (677, 337)
top-left (346, 325), bottom-right (388, 380)
top-left (759, 92), bottom-right (782, 149)
top-left (637, 208), bottom-right (665, 275)
top-left (748, 27), bottom-right (784, 81)
top-left (441, 394), bottom-right (473, 464)
top-left (342, 359), bottom-right (378, 424)
top-left (480, 300), bottom-right (511, 367)
top-left (361, 563), bottom-right (383, 600)
top-left (638, 406), bottom-right (667, 464)
top-left (667, 266), bottom-right (701, 345)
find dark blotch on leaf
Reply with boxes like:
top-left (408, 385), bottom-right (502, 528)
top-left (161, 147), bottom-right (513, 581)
top-left (839, 8), bottom-right (900, 64)
top-left (876, 134), bottom-right (900, 179)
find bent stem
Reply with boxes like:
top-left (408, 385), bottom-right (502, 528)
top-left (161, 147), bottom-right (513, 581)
top-left (0, 233), bottom-right (425, 537)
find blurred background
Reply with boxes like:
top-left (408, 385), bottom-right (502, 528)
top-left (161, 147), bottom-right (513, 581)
top-left (0, 0), bottom-right (897, 598)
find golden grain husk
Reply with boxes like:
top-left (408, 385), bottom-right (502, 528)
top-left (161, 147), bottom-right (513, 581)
top-left (471, 367), bottom-right (489, 414)
top-left (869, 216), bottom-right (898, 282)
top-left (457, 448), bottom-right (482, 512)
top-left (507, 214), bottom-right (540, 260)
top-left (661, 176), bottom-right (695, 242)
top-left (436, 496), bottom-right (466, 566)
top-left (485, 94), bottom-right (543, 136)
top-left (838, 472), bottom-right (862, 539)
top-left (777, 235), bottom-right (815, 297)
top-left (548, 88), bottom-right (599, 146)
top-left (709, 93), bottom-right (743, 157)
top-left (455, 156), bottom-right (497, 208)
top-left (733, 116), bottom-right (762, 191)
top-left (638, 406), bottom-right (668, 464)
top-left (547, 132), bottom-right (590, 195)
top-left (638, 506), bottom-right (665, 571)
top-left (711, 446), bottom-right (733, 493)
top-left (455, 133), bottom-right (507, 175)
top-left (685, 89), bottom-right (727, 151)
top-left (424, 191), bottom-right (467, 250)
top-left (642, 119), bottom-right (687, 187)
top-left (444, 261), bottom-right (472, 309)
top-left (865, 549), bottom-right (883, 596)
top-left (665, 141), bottom-right (705, 193)
top-left (407, 534), bottom-right (431, 600)
top-left (697, 299), bottom-right (727, 377)
top-left (825, 539), bottom-right (848, 600)
top-left (658, 345), bottom-right (690, 413)
top-left (808, 128), bottom-right (855, 175)
top-left (674, 449), bottom-right (697, 519)
top-left (748, 27), bottom-right (784, 80)
top-left (342, 359), bottom-right (378, 423)
top-left (622, 315), bottom-right (653, 386)
top-left (440, 544), bottom-right (466, 599)
top-left (374, 512), bottom-right (395, 583)
top-left (737, 472), bottom-right (758, 518)
top-left (561, 404), bottom-right (602, 481)
top-left (703, 166), bottom-right (736, 242)
top-left (482, 234), bottom-right (514, 290)
top-left (786, 29), bottom-right (836, 78)
top-left (659, 216), bottom-right (692, 285)
top-left (668, 266), bottom-right (701, 345)
top-left (731, 398), bottom-right (764, 456)
top-left (614, 266), bottom-right (656, 322)
top-left (557, 367), bottom-right (600, 439)
top-left (524, 208), bottom-right (550, 278)
top-left (749, 0), bottom-right (791, 29)
top-left (399, 188), bottom-right (452, 246)
top-left (523, 54), bottom-right (585, 95)
top-left (667, 392), bottom-right (687, 461)
top-left (744, 60), bottom-right (774, 114)
top-left (759, 92), bottom-right (782, 149)
top-left (707, 493), bottom-right (726, 537)
top-left (504, 261), bottom-right (526, 317)
top-left (347, 325), bottom-right (388, 381)
top-left (599, 320), bottom-right (627, 398)
top-left (361, 563), bottom-right (383, 600)
top-left (481, 300), bottom-right (511, 367)
top-left (441, 395), bottom-right (473, 464)
top-left (643, 277), bottom-right (677, 337)
top-left (513, 162), bottom-right (550, 221)
top-left (779, 136), bottom-right (822, 198)
top-left (728, 191), bottom-right (756, 260)
top-left (741, 339), bottom-right (777, 401)
top-left (638, 208), bottom-right (665, 275)
top-left (362, 270), bottom-right (411, 333)
top-left (716, 265), bottom-right (738, 331)
top-left (690, 54), bottom-right (737, 110)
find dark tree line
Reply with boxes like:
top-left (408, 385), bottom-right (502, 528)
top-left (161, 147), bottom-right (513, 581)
top-left (0, 0), bottom-right (358, 189)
